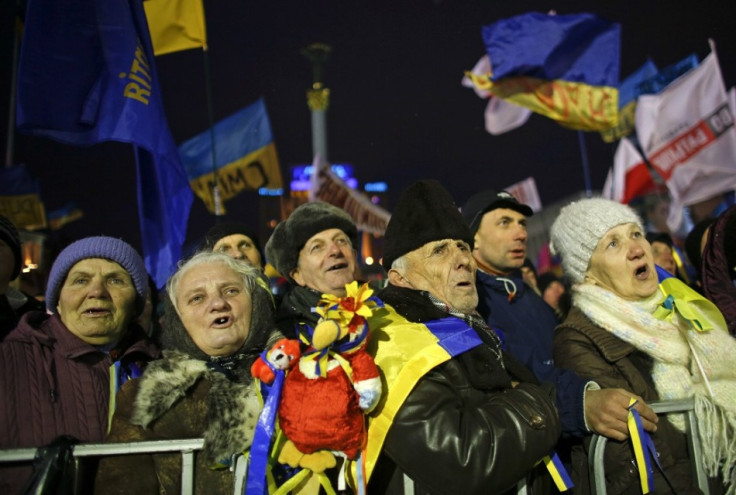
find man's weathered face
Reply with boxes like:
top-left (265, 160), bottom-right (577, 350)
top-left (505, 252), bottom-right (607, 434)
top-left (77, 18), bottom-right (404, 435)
top-left (392, 238), bottom-right (478, 313)
top-left (473, 208), bottom-right (528, 275)
top-left (291, 228), bottom-right (357, 297)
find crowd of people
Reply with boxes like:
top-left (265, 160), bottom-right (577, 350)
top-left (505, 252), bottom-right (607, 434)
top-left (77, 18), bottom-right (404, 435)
top-left (1, 180), bottom-right (735, 494)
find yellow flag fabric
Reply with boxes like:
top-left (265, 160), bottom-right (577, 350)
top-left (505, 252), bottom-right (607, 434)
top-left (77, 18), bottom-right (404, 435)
top-left (144, 0), bottom-right (207, 56)
top-left (466, 73), bottom-right (618, 132)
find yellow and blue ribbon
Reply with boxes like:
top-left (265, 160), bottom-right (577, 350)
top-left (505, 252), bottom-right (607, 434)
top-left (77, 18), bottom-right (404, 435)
top-left (627, 398), bottom-right (662, 494)
top-left (246, 352), bottom-right (285, 494)
top-left (653, 266), bottom-right (726, 332)
top-left (542, 451), bottom-right (574, 491)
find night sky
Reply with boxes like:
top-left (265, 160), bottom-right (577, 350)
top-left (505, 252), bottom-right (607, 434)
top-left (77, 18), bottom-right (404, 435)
top-left (2, 1), bottom-right (735, 258)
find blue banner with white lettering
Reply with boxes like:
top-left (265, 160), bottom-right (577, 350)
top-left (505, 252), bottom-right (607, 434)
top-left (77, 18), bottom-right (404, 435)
top-left (16, 0), bottom-right (192, 288)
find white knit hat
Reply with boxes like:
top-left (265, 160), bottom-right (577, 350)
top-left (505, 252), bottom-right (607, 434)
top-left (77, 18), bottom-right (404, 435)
top-left (549, 197), bottom-right (643, 284)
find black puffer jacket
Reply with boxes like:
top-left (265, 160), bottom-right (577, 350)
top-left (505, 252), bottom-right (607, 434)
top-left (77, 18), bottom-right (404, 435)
top-left (554, 306), bottom-right (701, 495)
top-left (369, 285), bottom-right (561, 495)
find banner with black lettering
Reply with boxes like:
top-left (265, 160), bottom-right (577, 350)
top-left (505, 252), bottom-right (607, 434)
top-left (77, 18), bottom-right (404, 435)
top-left (0, 165), bottom-right (46, 230)
top-left (179, 98), bottom-right (284, 214)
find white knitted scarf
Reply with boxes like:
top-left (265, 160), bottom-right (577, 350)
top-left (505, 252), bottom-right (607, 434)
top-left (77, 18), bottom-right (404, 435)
top-left (574, 283), bottom-right (736, 489)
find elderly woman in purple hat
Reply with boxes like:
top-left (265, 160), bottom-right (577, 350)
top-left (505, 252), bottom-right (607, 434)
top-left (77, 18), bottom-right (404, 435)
top-left (0, 236), bottom-right (159, 493)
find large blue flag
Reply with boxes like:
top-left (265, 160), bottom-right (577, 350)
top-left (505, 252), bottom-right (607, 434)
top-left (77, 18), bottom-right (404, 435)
top-left (16, 0), bottom-right (192, 287)
top-left (467, 12), bottom-right (621, 131)
top-left (179, 98), bottom-right (283, 214)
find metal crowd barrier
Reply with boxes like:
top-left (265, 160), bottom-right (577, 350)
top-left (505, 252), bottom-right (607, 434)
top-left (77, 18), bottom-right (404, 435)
top-left (0, 438), bottom-right (531, 495)
top-left (0, 438), bottom-right (248, 495)
top-left (588, 398), bottom-right (710, 494)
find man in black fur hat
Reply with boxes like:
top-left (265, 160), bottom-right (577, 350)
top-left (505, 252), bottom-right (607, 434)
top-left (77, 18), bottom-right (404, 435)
top-left (265, 201), bottom-right (359, 339)
top-left (363, 180), bottom-right (561, 494)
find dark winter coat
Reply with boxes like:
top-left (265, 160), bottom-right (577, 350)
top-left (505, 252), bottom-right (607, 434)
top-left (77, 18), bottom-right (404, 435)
top-left (368, 284), bottom-right (561, 495)
top-left (0, 311), bottom-right (158, 494)
top-left (94, 352), bottom-right (262, 495)
top-left (476, 269), bottom-right (590, 437)
top-left (273, 284), bottom-right (321, 339)
top-left (554, 306), bottom-right (701, 495)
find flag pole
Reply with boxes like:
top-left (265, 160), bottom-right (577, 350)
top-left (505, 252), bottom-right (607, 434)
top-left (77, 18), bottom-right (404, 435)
top-left (577, 131), bottom-right (593, 197)
top-left (5, 2), bottom-right (21, 168)
top-left (201, 44), bottom-right (223, 217)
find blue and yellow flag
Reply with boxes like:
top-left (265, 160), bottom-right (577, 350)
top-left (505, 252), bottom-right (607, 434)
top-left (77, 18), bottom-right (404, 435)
top-left (467, 12), bottom-right (621, 131)
top-left (144, 0), bottom-right (207, 56)
top-left (179, 98), bottom-right (283, 214)
top-left (16, 0), bottom-right (193, 288)
top-left (47, 202), bottom-right (84, 231)
top-left (600, 60), bottom-right (658, 143)
top-left (0, 165), bottom-right (46, 230)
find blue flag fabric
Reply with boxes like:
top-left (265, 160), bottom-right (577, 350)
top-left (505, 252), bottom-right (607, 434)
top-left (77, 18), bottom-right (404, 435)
top-left (482, 12), bottom-right (620, 86)
top-left (16, 0), bottom-right (192, 288)
top-left (178, 98), bottom-right (283, 213)
top-left (618, 60), bottom-right (659, 109)
top-left (471, 12), bottom-right (621, 131)
top-left (635, 53), bottom-right (699, 95)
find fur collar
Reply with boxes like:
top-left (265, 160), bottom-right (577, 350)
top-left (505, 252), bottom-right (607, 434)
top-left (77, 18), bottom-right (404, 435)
top-left (131, 349), bottom-right (261, 463)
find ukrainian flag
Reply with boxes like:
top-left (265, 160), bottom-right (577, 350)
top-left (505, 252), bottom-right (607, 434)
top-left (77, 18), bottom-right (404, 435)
top-left (179, 99), bottom-right (283, 214)
top-left (467, 12), bottom-right (621, 132)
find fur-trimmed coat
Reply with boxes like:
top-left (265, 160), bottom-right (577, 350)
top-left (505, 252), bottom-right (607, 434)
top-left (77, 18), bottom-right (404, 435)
top-left (95, 350), bottom-right (262, 495)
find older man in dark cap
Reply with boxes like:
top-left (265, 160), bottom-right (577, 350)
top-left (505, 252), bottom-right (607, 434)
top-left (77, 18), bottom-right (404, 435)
top-left (363, 180), bottom-right (561, 494)
top-left (0, 214), bottom-right (44, 338)
top-left (200, 222), bottom-right (265, 269)
top-left (265, 201), bottom-right (359, 339)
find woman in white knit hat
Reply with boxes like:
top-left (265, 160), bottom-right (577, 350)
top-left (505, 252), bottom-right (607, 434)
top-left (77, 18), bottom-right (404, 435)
top-left (550, 197), bottom-right (736, 495)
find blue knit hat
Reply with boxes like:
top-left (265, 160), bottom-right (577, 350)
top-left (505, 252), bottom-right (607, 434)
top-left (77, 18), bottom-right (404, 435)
top-left (45, 236), bottom-right (149, 315)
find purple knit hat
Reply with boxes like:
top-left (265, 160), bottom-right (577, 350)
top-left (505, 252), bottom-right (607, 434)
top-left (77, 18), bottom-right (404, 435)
top-left (45, 236), bottom-right (149, 315)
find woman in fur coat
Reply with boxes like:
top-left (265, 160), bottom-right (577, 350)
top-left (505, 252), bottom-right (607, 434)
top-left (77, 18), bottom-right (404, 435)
top-left (550, 198), bottom-right (736, 495)
top-left (95, 251), bottom-right (282, 494)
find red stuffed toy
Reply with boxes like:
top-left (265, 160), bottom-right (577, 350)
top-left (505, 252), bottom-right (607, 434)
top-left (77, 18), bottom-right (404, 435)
top-left (250, 338), bottom-right (302, 384)
top-left (277, 282), bottom-right (383, 473)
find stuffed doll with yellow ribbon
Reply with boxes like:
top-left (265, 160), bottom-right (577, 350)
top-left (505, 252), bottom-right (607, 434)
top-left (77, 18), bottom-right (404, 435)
top-left (276, 281), bottom-right (382, 473)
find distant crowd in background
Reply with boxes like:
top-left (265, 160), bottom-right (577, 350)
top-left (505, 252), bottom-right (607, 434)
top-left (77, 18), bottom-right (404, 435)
top-left (1, 184), bottom-right (736, 494)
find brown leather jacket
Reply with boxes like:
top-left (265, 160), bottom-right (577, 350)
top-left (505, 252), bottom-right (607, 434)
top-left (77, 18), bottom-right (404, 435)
top-left (554, 306), bottom-right (701, 495)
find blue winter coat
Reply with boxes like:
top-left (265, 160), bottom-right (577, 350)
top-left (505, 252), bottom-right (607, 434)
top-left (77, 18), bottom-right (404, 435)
top-left (475, 269), bottom-right (589, 437)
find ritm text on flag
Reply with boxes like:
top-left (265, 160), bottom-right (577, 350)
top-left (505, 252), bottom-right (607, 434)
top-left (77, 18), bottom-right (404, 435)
top-left (649, 103), bottom-right (733, 178)
top-left (121, 43), bottom-right (152, 105)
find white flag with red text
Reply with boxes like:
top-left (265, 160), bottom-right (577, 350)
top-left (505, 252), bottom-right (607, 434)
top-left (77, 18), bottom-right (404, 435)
top-left (603, 137), bottom-right (658, 203)
top-left (635, 49), bottom-right (736, 231)
top-left (461, 55), bottom-right (532, 135)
